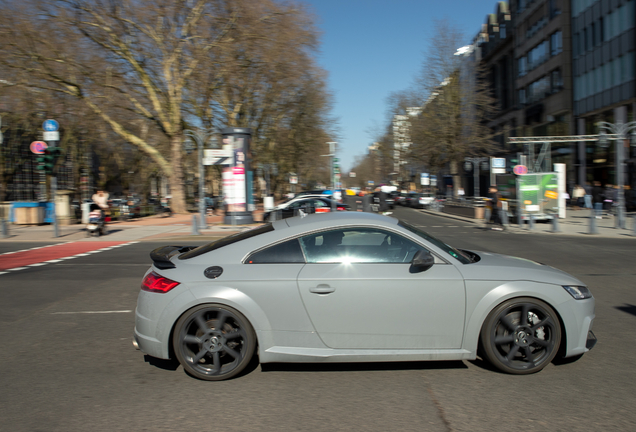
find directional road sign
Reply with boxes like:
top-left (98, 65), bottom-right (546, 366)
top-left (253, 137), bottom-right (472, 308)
top-left (203, 149), bottom-right (233, 166)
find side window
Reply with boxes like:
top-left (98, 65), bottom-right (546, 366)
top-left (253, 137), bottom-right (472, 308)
top-left (299, 228), bottom-right (426, 264)
top-left (246, 239), bottom-right (305, 264)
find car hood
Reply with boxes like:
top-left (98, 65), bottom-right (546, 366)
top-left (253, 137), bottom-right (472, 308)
top-left (458, 250), bottom-right (584, 286)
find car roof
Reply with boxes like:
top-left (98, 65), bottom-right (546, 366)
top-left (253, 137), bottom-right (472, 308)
top-left (281, 211), bottom-right (398, 231)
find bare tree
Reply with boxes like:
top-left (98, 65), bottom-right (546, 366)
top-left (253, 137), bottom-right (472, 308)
top-left (406, 20), bottom-right (496, 195)
top-left (0, 0), bottom-right (334, 211)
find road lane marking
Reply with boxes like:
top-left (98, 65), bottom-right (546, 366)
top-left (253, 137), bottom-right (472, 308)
top-left (0, 241), bottom-right (136, 274)
top-left (51, 310), bottom-right (133, 314)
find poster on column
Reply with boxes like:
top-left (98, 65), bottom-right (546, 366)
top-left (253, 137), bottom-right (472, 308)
top-left (232, 166), bottom-right (246, 211)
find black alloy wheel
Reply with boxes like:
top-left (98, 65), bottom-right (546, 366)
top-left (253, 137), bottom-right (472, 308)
top-left (173, 304), bottom-right (256, 381)
top-left (481, 297), bottom-right (561, 374)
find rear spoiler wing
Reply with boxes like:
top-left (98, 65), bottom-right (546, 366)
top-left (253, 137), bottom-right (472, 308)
top-left (150, 245), bottom-right (197, 269)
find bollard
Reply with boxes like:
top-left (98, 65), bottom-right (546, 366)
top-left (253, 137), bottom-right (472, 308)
top-left (529, 213), bottom-right (535, 230)
top-left (1, 218), bottom-right (8, 238)
top-left (191, 215), bottom-right (200, 235)
top-left (518, 210), bottom-right (523, 228)
top-left (551, 214), bottom-right (561, 233)
top-left (501, 209), bottom-right (509, 227)
top-left (616, 206), bottom-right (626, 229)
top-left (484, 207), bottom-right (491, 228)
top-left (588, 209), bottom-right (598, 235)
top-left (632, 215), bottom-right (636, 236)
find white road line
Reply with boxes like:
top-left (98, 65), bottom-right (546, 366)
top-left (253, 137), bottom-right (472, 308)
top-left (0, 241), bottom-right (137, 276)
top-left (51, 310), bottom-right (133, 315)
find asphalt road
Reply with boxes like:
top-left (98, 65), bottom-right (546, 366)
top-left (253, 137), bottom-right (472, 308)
top-left (1, 208), bottom-right (635, 431)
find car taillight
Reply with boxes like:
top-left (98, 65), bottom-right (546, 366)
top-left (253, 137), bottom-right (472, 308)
top-left (141, 271), bottom-right (180, 293)
top-left (337, 206), bottom-right (346, 211)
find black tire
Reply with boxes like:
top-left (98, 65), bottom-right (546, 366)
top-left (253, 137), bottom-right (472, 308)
top-left (173, 304), bottom-right (256, 381)
top-left (480, 297), bottom-right (561, 374)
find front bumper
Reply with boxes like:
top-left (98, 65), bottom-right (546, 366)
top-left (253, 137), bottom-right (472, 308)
top-left (586, 330), bottom-right (597, 350)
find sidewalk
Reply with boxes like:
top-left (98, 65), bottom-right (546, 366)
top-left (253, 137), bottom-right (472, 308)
top-left (421, 207), bottom-right (636, 239)
top-left (0, 211), bottom-right (264, 242)
top-left (2, 207), bottom-right (635, 242)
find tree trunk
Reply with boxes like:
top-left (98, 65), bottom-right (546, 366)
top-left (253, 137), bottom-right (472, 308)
top-left (169, 135), bottom-right (187, 214)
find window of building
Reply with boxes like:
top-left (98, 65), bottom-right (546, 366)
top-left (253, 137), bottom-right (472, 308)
top-left (549, 0), bottom-right (561, 19)
top-left (550, 31), bottom-right (563, 55)
top-left (519, 88), bottom-right (527, 105)
top-left (598, 17), bottom-right (604, 44)
top-left (518, 56), bottom-right (527, 77)
top-left (500, 24), bottom-right (506, 39)
top-left (551, 69), bottom-right (563, 93)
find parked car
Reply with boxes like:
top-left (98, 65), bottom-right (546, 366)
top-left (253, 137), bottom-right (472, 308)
top-left (134, 212), bottom-right (596, 380)
top-left (262, 197), bottom-right (348, 221)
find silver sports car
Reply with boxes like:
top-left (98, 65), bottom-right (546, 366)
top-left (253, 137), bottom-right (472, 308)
top-left (133, 212), bottom-right (596, 380)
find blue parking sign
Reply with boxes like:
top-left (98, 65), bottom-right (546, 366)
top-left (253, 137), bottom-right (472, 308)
top-left (43, 119), bottom-right (59, 132)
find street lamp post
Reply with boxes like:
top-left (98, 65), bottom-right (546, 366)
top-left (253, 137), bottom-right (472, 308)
top-left (184, 129), bottom-right (213, 229)
top-left (597, 121), bottom-right (636, 229)
top-left (464, 157), bottom-right (489, 197)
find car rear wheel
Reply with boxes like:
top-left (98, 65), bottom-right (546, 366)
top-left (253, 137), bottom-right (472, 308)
top-left (173, 304), bottom-right (256, 381)
top-left (480, 297), bottom-right (561, 374)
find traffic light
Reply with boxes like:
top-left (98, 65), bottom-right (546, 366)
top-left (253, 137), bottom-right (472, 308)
top-left (35, 148), bottom-right (62, 175)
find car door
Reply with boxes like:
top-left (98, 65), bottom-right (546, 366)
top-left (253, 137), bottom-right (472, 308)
top-left (296, 227), bottom-right (466, 350)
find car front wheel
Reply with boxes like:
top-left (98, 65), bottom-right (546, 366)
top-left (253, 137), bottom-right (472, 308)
top-left (173, 304), bottom-right (256, 381)
top-left (480, 297), bottom-right (561, 374)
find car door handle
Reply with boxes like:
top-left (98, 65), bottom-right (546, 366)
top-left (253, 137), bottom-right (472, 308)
top-left (309, 284), bottom-right (335, 294)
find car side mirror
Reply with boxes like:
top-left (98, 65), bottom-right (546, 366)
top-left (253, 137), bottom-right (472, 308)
top-left (410, 249), bottom-right (434, 273)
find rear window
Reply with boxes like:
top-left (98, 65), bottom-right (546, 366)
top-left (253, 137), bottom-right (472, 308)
top-left (178, 224), bottom-right (274, 260)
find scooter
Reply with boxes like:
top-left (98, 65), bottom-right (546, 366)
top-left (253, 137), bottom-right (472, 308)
top-left (86, 205), bottom-right (107, 236)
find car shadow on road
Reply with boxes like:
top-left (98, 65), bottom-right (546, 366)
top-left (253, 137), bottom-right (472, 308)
top-left (144, 355), bottom-right (180, 371)
top-left (260, 360), bottom-right (468, 373)
top-left (615, 303), bottom-right (636, 318)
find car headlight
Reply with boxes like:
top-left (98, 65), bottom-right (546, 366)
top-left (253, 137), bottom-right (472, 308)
top-left (562, 285), bottom-right (592, 300)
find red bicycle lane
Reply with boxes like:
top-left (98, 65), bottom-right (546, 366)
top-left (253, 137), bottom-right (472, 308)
top-left (0, 241), bottom-right (129, 271)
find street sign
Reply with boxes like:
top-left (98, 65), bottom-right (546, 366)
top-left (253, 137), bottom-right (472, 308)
top-left (421, 173), bottom-right (430, 185)
top-left (492, 157), bottom-right (506, 174)
top-left (203, 149), bottom-right (232, 166)
top-left (43, 131), bottom-right (59, 141)
top-left (42, 119), bottom-right (59, 131)
top-left (289, 175), bottom-right (298, 184)
top-left (30, 141), bottom-right (48, 154)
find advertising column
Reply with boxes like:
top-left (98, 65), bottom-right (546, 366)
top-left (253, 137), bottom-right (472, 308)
top-left (222, 127), bottom-right (254, 225)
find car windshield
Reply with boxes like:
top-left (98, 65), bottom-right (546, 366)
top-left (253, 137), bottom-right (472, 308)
top-left (178, 224), bottom-right (275, 260)
top-left (398, 221), bottom-right (472, 264)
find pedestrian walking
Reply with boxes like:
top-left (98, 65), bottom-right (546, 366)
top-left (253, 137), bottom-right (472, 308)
top-left (572, 184), bottom-right (585, 209)
top-left (487, 186), bottom-right (504, 230)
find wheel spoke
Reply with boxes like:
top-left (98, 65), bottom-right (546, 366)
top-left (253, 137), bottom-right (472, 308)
top-left (183, 334), bottom-right (201, 344)
top-left (505, 344), bottom-right (520, 361)
top-left (191, 348), bottom-right (207, 364)
top-left (224, 330), bottom-right (243, 340)
top-left (494, 334), bottom-right (515, 345)
top-left (194, 313), bottom-right (209, 333)
top-left (215, 311), bottom-right (228, 330)
top-left (531, 317), bottom-right (553, 332)
top-left (533, 338), bottom-right (549, 347)
top-left (520, 304), bottom-right (530, 326)
top-left (211, 352), bottom-right (221, 372)
top-left (522, 346), bottom-right (536, 366)
top-left (500, 314), bottom-right (517, 332)
top-left (223, 346), bottom-right (240, 359)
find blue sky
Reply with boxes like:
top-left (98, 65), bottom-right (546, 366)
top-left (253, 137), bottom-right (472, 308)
top-left (299, 0), bottom-right (503, 172)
